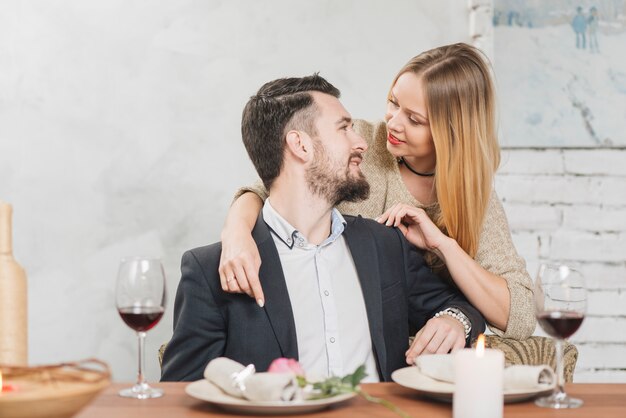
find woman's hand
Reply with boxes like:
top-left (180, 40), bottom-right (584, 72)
top-left (218, 191), bottom-right (265, 306)
top-left (377, 203), bottom-right (449, 256)
top-left (218, 226), bottom-right (264, 306)
top-left (405, 316), bottom-right (466, 364)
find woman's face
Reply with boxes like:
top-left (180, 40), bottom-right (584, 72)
top-left (384, 72), bottom-right (435, 162)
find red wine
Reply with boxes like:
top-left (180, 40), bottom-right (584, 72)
top-left (537, 311), bottom-right (584, 339)
top-left (118, 307), bottom-right (164, 332)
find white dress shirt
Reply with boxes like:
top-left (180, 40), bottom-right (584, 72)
top-left (263, 199), bottom-right (379, 382)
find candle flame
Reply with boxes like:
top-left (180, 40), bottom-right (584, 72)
top-left (476, 334), bottom-right (485, 357)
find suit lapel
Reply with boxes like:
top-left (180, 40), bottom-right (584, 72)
top-left (343, 216), bottom-right (387, 379)
top-left (252, 214), bottom-right (299, 359)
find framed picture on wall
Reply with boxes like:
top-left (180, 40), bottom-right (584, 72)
top-left (492, 0), bottom-right (626, 147)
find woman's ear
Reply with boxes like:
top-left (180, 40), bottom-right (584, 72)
top-left (285, 130), bottom-right (312, 162)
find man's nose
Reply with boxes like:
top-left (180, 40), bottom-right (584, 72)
top-left (352, 132), bottom-right (368, 153)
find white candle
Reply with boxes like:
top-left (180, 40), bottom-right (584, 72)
top-left (453, 335), bottom-right (504, 418)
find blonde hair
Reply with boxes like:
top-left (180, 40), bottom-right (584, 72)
top-left (390, 43), bottom-right (500, 258)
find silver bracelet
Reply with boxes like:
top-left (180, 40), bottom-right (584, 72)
top-left (434, 307), bottom-right (471, 339)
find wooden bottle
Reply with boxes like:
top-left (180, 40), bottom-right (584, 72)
top-left (0, 201), bottom-right (28, 365)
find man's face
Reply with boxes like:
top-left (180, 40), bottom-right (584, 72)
top-left (305, 93), bottom-right (370, 206)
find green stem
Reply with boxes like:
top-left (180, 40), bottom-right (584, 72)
top-left (356, 388), bottom-right (413, 418)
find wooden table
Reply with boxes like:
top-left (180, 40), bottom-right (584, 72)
top-left (75, 382), bottom-right (626, 418)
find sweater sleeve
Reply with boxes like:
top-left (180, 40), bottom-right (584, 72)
top-left (233, 179), bottom-right (268, 203)
top-left (476, 191), bottom-right (536, 339)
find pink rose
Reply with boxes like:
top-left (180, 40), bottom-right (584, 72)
top-left (268, 358), bottom-right (304, 376)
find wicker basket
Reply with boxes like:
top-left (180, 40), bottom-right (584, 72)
top-left (0, 358), bottom-right (110, 418)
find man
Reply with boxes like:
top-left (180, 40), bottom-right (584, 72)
top-left (572, 6), bottom-right (587, 49)
top-left (587, 6), bottom-right (599, 53)
top-left (161, 75), bottom-right (484, 382)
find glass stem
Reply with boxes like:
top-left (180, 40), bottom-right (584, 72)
top-left (136, 331), bottom-right (147, 387)
top-left (555, 338), bottom-right (565, 398)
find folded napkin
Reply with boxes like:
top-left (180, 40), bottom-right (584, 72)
top-left (415, 354), bottom-right (555, 390)
top-left (415, 354), bottom-right (455, 383)
top-left (204, 357), bottom-right (300, 401)
top-left (503, 365), bottom-right (555, 390)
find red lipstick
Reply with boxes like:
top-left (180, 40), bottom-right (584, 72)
top-left (387, 133), bottom-right (403, 146)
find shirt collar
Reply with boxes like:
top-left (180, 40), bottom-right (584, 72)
top-left (262, 198), bottom-right (347, 249)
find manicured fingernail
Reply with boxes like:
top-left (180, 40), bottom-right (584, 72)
top-left (257, 299), bottom-right (265, 308)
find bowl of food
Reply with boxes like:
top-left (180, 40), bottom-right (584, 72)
top-left (0, 358), bottom-right (110, 418)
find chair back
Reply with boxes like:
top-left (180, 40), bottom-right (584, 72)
top-left (481, 335), bottom-right (578, 382)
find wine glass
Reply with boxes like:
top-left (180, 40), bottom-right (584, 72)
top-left (534, 263), bottom-right (587, 409)
top-left (116, 257), bottom-right (166, 399)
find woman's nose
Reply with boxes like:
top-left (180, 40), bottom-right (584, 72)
top-left (386, 110), bottom-right (402, 132)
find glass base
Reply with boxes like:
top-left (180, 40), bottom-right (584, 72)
top-left (119, 382), bottom-right (164, 399)
top-left (535, 393), bottom-right (583, 409)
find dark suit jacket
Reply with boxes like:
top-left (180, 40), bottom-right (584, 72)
top-left (161, 213), bottom-right (485, 382)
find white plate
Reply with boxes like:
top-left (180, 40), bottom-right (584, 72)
top-left (185, 380), bottom-right (356, 415)
top-left (391, 366), bottom-right (555, 404)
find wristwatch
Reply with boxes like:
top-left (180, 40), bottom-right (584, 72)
top-left (434, 307), bottom-right (472, 340)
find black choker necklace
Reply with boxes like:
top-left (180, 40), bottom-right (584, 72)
top-left (399, 157), bottom-right (435, 177)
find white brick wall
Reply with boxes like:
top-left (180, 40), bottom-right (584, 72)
top-left (497, 148), bottom-right (626, 383)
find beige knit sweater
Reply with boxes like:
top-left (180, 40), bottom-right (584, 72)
top-left (237, 120), bottom-right (536, 340)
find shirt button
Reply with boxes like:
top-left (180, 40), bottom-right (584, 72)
top-left (330, 337), bottom-right (336, 343)
top-left (324, 290), bottom-right (329, 296)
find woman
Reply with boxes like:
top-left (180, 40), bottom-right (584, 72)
top-left (219, 43), bottom-right (535, 343)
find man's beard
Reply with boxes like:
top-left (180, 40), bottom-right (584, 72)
top-left (305, 141), bottom-right (370, 206)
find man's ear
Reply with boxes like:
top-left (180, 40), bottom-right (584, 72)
top-left (285, 130), bottom-right (312, 162)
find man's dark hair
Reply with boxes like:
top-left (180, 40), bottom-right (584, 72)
top-left (241, 74), bottom-right (340, 189)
